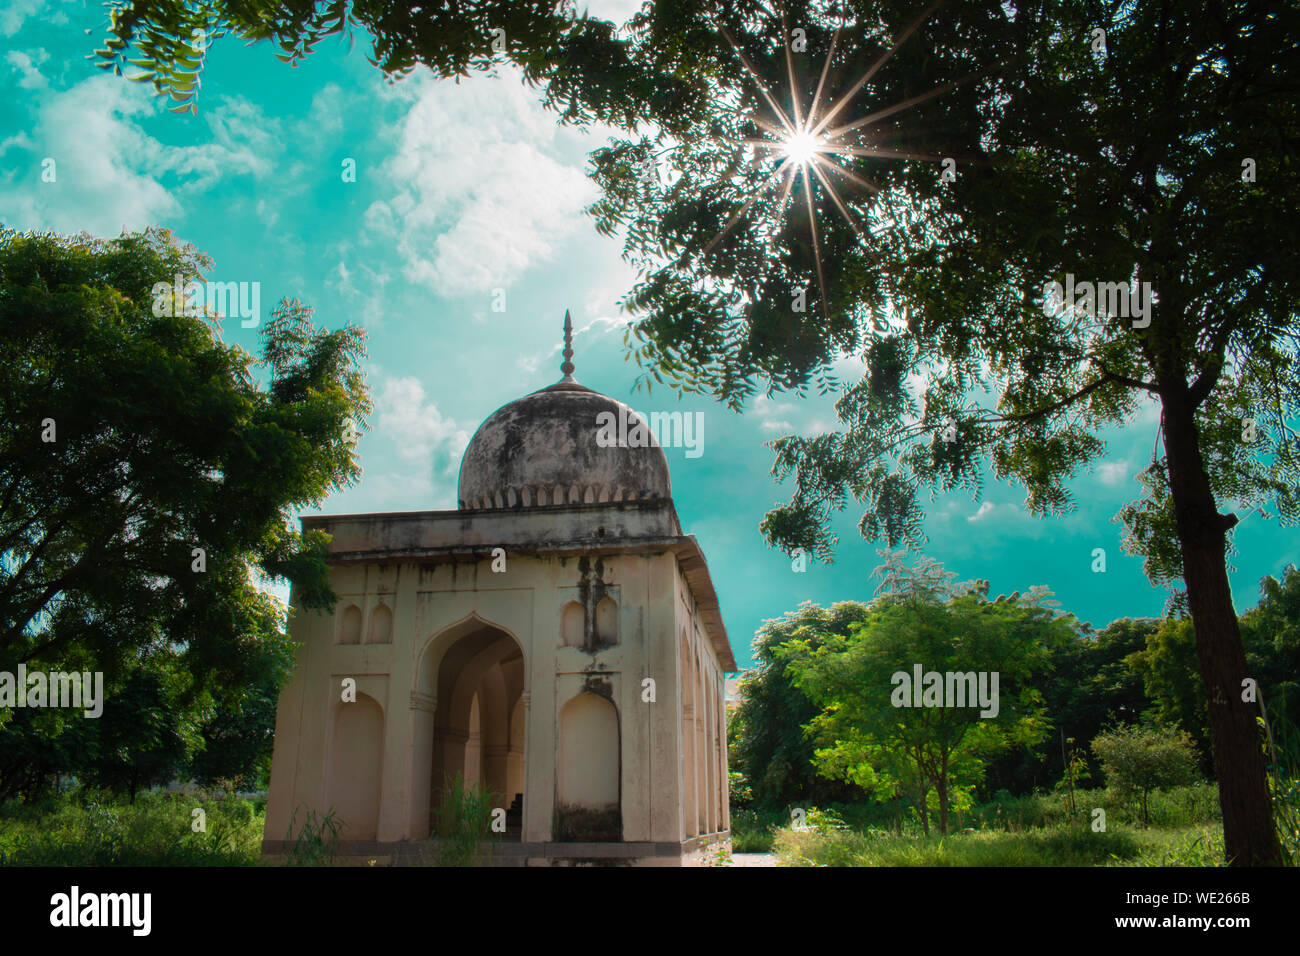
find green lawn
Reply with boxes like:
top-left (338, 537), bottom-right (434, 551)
top-left (0, 789), bottom-right (266, 866)
top-left (772, 822), bottom-right (1225, 866)
top-left (736, 784), bottom-right (1232, 866)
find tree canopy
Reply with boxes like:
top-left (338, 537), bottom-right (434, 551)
top-left (0, 226), bottom-right (368, 798)
top-left (587, 0), bottom-right (1298, 866)
top-left (777, 553), bottom-right (1075, 833)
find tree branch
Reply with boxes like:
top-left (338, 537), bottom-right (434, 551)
top-left (979, 372), bottom-right (1124, 426)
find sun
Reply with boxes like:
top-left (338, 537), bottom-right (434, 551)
top-left (781, 128), bottom-right (824, 166)
top-left (700, 4), bottom-right (969, 318)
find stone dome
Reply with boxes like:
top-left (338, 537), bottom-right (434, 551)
top-left (457, 314), bottom-right (672, 511)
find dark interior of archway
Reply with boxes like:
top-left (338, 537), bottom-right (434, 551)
top-left (429, 627), bottom-right (525, 841)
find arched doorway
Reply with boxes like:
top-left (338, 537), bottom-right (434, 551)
top-left (413, 617), bottom-right (525, 840)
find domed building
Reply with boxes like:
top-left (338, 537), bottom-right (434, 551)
top-left (263, 314), bottom-right (735, 866)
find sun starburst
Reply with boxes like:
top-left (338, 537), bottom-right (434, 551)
top-left (702, 1), bottom-right (968, 319)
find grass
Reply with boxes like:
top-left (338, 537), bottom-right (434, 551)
top-left (742, 783), bottom-right (1230, 866)
top-left (0, 787), bottom-right (266, 865)
top-left (774, 822), bottom-right (1227, 867)
top-left (431, 773), bottom-right (497, 866)
top-left (281, 805), bottom-right (342, 865)
top-left (0, 780), bottom-right (1243, 867)
top-left (775, 824), bottom-right (1146, 866)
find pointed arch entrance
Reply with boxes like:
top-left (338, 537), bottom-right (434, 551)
top-left (413, 616), bottom-right (526, 839)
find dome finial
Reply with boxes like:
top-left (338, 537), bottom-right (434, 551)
top-left (560, 309), bottom-right (576, 380)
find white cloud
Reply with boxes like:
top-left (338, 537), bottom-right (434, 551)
top-left (0, 76), bottom-right (281, 235)
top-left (0, 0), bottom-right (46, 37)
top-left (583, 0), bottom-right (646, 24)
top-left (1098, 460), bottom-right (1130, 487)
top-left (6, 48), bottom-right (47, 89)
top-left (0, 76), bottom-right (181, 233)
top-left (376, 374), bottom-right (470, 475)
top-left (968, 502), bottom-right (995, 522)
top-left (366, 71), bottom-right (597, 296)
top-left (760, 420), bottom-right (795, 434)
top-left (753, 395), bottom-right (796, 419)
top-left (294, 83), bottom-right (347, 146)
top-left (324, 249), bottom-right (390, 330)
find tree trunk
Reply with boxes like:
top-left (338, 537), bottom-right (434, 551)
top-left (936, 772), bottom-right (949, 835)
top-left (1161, 390), bottom-right (1282, 865)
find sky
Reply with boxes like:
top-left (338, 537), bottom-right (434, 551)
top-left (2, 0), bottom-right (1295, 671)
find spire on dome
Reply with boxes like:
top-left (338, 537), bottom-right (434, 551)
top-left (560, 309), bottom-right (576, 380)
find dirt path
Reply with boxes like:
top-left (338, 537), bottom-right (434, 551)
top-left (728, 852), bottom-right (777, 867)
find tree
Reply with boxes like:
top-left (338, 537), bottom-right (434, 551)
top-left (780, 553), bottom-right (1074, 834)
top-left (584, 0), bottom-right (1297, 865)
top-left (0, 227), bottom-right (368, 792)
top-left (187, 584), bottom-right (295, 791)
top-left (92, 0), bottom-right (713, 133)
top-left (1092, 722), bottom-right (1200, 826)
top-left (728, 600), bottom-right (871, 809)
top-left (983, 616), bottom-right (1154, 796)
top-left (1133, 615), bottom-right (1212, 769)
top-left (1136, 568), bottom-right (1300, 778)
top-left (1239, 566), bottom-right (1300, 735)
top-left (79, 655), bottom-right (196, 802)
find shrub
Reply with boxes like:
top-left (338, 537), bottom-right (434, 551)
top-left (1092, 723), bottom-right (1200, 825)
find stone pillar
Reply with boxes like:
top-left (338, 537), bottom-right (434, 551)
top-left (682, 702), bottom-right (697, 838)
top-left (433, 727), bottom-right (468, 811)
top-left (704, 662), bottom-right (716, 835)
top-left (409, 690), bottom-right (436, 838)
top-left (694, 644), bottom-right (706, 836)
top-left (483, 745), bottom-right (511, 802)
top-left (719, 676), bottom-right (729, 832)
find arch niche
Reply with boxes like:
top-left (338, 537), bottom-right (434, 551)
top-left (328, 691), bottom-right (384, 839)
top-left (554, 691), bottom-right (621, 842)
top-left (412, 616), bottom-right (526, 840)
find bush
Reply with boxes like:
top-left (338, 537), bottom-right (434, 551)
top-left (1092, 724), bottom-right (1200, 825)
top-left (433, 774), bottom-right (495, 866)
top-left (0, 787), bottom-right (265, 865)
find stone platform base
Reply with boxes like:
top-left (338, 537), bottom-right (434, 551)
top-left (262, 831), bottom-right (730, 867)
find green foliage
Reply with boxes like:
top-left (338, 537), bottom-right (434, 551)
top-left (1130, 615), bottom-right (1215, 768)
top-left (94, 0), bottom-right (714, 133)
top-left (1259, 702), bottom-right (1300, 866)
top-left (775, 823), bottom-right (1143, 868)
top-left (970, 784), bottom-right (1219, 832)
top-left (728, 806), bottom-right (783, 852)
top-left (728, 600), bottom-right (872, 809)
top-left (433, 774), bottom-right (495, 867)
top-left (0, 226), bottom-right (368, 801)
top-left (983, 616), bottom-right (1154, 796)
top-left (1092, 723), bottom-right (1201, 826)
top-left (1241, 566), bottom-right (1300, 737)
top-left (0, 787), bottom-right (264, 865)
top-left (780, 553), bottom-right (1074, 834)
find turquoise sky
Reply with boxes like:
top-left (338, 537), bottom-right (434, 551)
top-left (3, 1), bottom-right (1295, 670)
